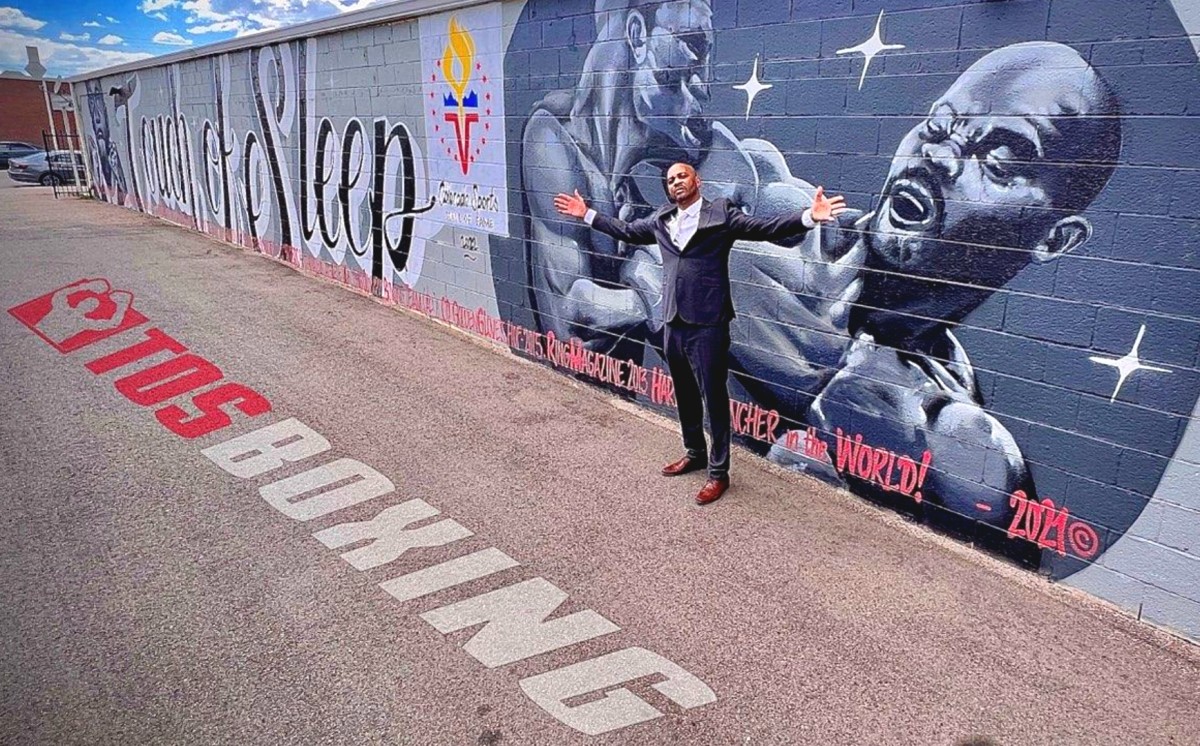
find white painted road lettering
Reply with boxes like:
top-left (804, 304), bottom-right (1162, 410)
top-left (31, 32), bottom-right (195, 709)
top-left (420, 577), bottom-right (621, 668)
top-left (519, 646), bottom-right (718, 735)
top-left (197, 408), bottom-right (718, 734)
top-left (313, 499), bottom-right (474, 571)
top-left (202, 416), bottom-right (330, 478)
top-left (14, 285), bottom-right (717, 736)
top-left (259, 457), bottom-right (395, 521)
top-left (379, 547), bottom-right (520, 603)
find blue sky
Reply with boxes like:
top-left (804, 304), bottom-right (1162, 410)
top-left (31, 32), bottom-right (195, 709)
top-left (0, 0), bottom-right (375, 77)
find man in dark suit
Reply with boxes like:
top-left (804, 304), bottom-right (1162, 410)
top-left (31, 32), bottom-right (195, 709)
top-left (554, 163), bottom-right (847, 504)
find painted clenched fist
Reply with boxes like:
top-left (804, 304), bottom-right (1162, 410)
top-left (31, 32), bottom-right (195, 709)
top-left (36, 278), bottom-right (134, 346)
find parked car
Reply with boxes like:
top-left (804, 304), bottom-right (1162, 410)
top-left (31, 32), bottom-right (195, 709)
top-left (0, 141), bottom-right (42, 169)
top-left (7, 151), bottom-right (85, 186)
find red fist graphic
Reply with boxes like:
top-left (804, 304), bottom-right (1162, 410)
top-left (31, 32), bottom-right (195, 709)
top-left (8, 278), bottom-right (147, 352)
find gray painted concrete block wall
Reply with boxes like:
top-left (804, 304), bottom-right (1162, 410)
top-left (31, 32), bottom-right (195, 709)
top-left (75, 0), bottom-right (1200, 642)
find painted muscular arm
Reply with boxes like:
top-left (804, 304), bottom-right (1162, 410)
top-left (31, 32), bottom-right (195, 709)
top-left (921, 399), bottom-right (1030, 528)
top-left (917, 338), bottom-right (1029, 526)
top-left (716, 138), bottom-right (862, 409)
top-left (553, 186), bottom-right (658, 246)
top-left (523, 113), bottom-right (650, 344)
top-left (804, 336), bottom-right (1024, 528)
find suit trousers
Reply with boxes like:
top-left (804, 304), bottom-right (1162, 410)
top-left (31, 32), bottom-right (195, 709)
top-left (663, 319), bottom-right (731, 480)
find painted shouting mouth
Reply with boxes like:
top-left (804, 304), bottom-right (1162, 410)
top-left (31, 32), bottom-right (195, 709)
top-left (886, 176), bottom-right (939, 231)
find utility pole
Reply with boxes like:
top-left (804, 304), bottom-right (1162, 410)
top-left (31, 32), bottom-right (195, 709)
top-left (25, 47), bottom-right (59, 152)
top-left (52, 78), bottom-right (85, 188)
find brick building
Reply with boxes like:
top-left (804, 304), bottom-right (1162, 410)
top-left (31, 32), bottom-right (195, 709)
top-left (0, 72), bottom-right (53, 146)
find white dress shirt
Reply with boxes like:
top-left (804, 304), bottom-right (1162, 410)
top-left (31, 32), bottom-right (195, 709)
top-left (666, 198), bottom-right (704, 249)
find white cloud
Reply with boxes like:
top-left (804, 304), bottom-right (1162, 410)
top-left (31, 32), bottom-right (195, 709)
top-left (182, 0), bottom-right (232, 22)
top-left (172, 0), bottom-right (385, 36)
top-left (187, 19), bottom-right (241, 33)
top-left (0, 28), bottom-right (151, 76)
top-left (247, 13), bottom-right (281, 30)
top-left (225, 13), bottom-right (283, 38)
top-left (152, 30), bottom-right (191, 45)
top-left (2, 0), bottom-right (396, 80)
top-left (325, 0), bottom-right (375, 12)
top-left (0, 6), bottom-right (47, 31)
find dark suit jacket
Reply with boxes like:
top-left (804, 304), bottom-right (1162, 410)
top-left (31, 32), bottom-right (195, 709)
top-left (591, 197), bottom-right (813, 325)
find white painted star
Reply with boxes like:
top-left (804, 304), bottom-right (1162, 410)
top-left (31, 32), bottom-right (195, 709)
top-left (836, 10), bottom-right (906, 91)
top-left (733, 55), bottom-right (772, 119)
top-left (1088, 324), bottom-right (1171, 403)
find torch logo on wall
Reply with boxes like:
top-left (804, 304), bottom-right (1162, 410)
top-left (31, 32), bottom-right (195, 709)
top-left (436, 17), bottom-right (488, 175)
top-left (419, 3), bottom-right (508, 237)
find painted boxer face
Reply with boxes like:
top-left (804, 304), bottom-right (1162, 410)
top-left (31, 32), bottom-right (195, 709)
top-left (627, 0), bottom-right (715, 157)
top-left (858, 42), bottom-right (1119, 331)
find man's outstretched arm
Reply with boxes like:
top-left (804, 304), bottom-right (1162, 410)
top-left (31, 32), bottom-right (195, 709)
top-left (554, 189), bottom-right (659, 247)
top-left (727, 186), bottom-right (847, 243)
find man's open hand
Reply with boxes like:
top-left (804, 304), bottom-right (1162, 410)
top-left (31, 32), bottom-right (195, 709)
top-left (553, 189), bottom-right (589, 219)
top-left (811, 186), bottom-right (847, 223)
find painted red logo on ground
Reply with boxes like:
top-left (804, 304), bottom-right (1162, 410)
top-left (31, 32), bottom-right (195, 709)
top-left (9, 277), bottom-right (271, 440)
top-left (7, 278), bottom-right (147, 352)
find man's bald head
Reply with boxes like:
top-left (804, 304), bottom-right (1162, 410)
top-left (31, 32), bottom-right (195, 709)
top-left (669, 162), bottom-right (696, 178)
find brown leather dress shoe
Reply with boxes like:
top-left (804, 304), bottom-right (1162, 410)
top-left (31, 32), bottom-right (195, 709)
top-left (695, 477), bottom-right (730, 505)
top-left (662, 455), bottom-right (707, 477)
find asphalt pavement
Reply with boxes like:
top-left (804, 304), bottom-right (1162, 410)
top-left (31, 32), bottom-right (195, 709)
top-left (2, 178), bottom-right (1198, 745)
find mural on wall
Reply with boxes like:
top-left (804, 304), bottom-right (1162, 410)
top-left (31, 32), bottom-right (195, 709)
top-left (500, 0), bottom-right (1200, 577)
top-left (420, 3), bottom-right (510, 248)
top-left (83, 79), bottom-right (130, 207)
top-left (765, 40), bottom-right (1122, 536)
top-left (75, 0), bottom-right (1199, 632)
top-left (78, 28), bottom-right (447, 290)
